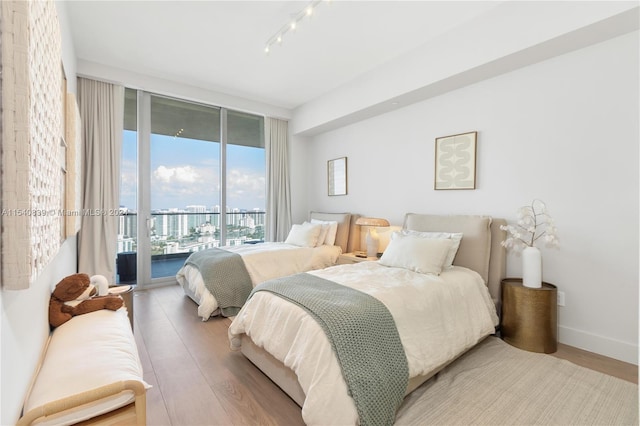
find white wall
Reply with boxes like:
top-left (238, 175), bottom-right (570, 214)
top-left (1, 240), bottom-right (77, 425)
top-left (292, 32), bottom-right (639, 364)
top-left (293, 2), bottom-right (638, 136)
top-left (0, 3), bottom-right (79, 424)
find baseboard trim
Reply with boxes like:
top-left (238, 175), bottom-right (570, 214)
top-left (559, 325), bottom-right (638, 365)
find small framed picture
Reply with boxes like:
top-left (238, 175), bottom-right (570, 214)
top-left (434, 131), bottom-right (477, 190)
top-left (328, 157), bottom-right (347, 196)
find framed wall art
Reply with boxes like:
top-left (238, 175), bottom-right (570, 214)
top-left (328, 157), bottom-right (348, 196)
top-left (434, 131), bottom-right (477, 190)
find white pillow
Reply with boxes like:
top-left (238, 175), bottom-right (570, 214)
top-left (401, 230), bottom-right (463, 268)
top-left (310, 219), bottom-right (339, 245)
top-left (285, 223), bottom-right (322, 247)
top-left (379, 232), bottom-right (454, 275)
top-left (305, 221), bottom-right (329, 247)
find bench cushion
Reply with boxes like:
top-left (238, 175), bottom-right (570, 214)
top-left (24, 309), bottom-right (149, 424)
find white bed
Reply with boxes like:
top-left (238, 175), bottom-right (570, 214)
top-left (228, 213), bottom-right (506, 425)
top-left (176, 211), bottom-right (359, 319)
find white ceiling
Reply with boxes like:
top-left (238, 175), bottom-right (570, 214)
top-left (64, 1), bottom-right (502, 110)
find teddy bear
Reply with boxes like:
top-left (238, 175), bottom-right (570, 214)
top-left (49, 273), bottom-right (124, 328)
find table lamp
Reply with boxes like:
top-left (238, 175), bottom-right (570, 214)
top-left (355, 217), bottom-right (390, 257)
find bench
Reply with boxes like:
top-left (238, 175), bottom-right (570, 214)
top-left (17, 309), bottom-right (148, 425)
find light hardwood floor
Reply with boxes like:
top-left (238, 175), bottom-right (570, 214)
top-left (133, 284), bottom-right (637, 425)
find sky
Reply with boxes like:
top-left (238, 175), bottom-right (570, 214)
top-left (120, 130), bottom-right (265, 211)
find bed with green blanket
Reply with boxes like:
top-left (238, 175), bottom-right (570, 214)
top-left (176, 212), bottom-right (356, 320)
top-left (228, 214), bottom-right (507, 425)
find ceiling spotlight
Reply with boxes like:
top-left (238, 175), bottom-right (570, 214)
top-left (264, 0), bottom-right (327, 54)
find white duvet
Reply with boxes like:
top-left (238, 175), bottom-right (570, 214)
top-left (228, 262), bottom-right (499, 425)
top-left (176, 242), bottom-right (342, 319)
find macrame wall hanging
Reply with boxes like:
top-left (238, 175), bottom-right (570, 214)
top-left (1, 0), bottom-right (65, 290)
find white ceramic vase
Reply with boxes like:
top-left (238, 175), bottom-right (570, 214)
top-left (522, 246), bottom-right (542, 288)
top-left (365, 229), bottom-right (379, 258)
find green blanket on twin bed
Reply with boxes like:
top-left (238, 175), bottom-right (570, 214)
top-left (250, 272), bottom-right (409, 426)
top-left (185, 248), bottom-right (253, 317)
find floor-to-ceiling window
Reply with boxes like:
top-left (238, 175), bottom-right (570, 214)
top-left (117, 89), bottom-right (265, 285)
top-left (226, 109), bottom-right (266, 243)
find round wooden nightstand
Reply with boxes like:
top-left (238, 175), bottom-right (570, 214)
top-left (500, 278), bottom-right (557, 353)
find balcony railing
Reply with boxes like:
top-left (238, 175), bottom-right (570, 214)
top-left (116, 211), bottom-right (265, 283)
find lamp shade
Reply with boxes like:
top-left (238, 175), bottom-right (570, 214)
top-left (355, 217), bottom-right (390, 227)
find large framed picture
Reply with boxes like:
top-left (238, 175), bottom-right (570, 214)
top-left (434, 131), bottom-right (477, 190)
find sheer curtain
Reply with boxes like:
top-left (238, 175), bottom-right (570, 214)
top-left (266, 118), bottom-right (292, 242)
top-left (77, 78), bottom-right (124, 282)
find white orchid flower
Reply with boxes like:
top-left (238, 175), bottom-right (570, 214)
top-left (502, 199), bottom-right (558, 250)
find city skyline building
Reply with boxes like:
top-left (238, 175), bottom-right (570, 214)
top-left (117, 203), bottom-right (266, 258)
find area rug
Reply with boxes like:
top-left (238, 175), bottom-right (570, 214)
top-left (395, 337), bottom-right (638, 425)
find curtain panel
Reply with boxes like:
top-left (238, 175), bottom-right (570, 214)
top-left (266, 118), bottom-right (292, 242)
top-left (77, 78), bottom-right (124, 282)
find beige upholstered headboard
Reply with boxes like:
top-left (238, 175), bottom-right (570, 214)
top-left (402, 214), bottom-right (506, 309)
top-left (309, 212), bottom-right (359, 254)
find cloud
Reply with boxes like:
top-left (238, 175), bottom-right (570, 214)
top-left (228, 169), bottom-right (265, 191)
top-left (154, 165), bottom-right (199, 184)
top-left (151, 164), bottom-right (219, 202)
top-left (145, 165), bottom-right (263, 210)
top-left (227, 169), bottom-right (266, 206)
top-left (119, 159), bottom-right (137, 208)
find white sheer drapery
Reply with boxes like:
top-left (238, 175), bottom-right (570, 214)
top-left (265, 118), bottom-right (292, 242)
top-left (77, 78), bottom-right (124, 282)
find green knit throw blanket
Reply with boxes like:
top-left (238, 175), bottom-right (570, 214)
top-left (185, 248), bottom-right (253, 317)
top-left (251, 273), bottom-right (409, 426)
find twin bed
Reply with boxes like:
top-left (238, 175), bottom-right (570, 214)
top-left (228, 213), bottom-right (507, 425)
top-left (177, 211), bottom-right (506, 424)
top-left (176, 212), bottom-right (359, 319)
